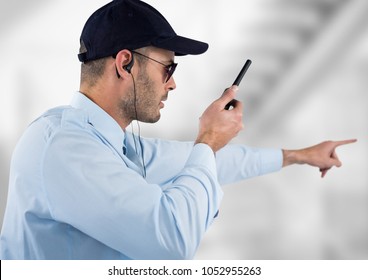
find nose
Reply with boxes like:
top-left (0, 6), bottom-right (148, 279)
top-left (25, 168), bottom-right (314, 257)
top-left (166, 76), bottom-right (176, 91)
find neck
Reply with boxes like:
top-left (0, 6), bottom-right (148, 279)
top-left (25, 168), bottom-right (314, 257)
top-left (80, 83), bottom-right (132, 130)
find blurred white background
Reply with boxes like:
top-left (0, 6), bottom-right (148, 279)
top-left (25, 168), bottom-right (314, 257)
top-left (0, 0), bottom-right (367, 259)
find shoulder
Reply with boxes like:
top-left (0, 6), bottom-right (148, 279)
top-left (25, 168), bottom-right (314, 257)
top-left (15, 106), bottom-right (95, 158)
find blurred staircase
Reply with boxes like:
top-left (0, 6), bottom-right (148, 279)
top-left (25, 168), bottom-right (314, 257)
top-left (232, 0), bottom-right (368, 136)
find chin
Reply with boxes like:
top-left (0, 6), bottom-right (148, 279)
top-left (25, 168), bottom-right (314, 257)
top-left (142, 114), bottom-right (161, 124)
top-left (152, 115), bottom-right (161, 123)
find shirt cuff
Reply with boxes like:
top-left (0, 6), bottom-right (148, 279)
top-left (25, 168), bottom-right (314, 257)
top-left (259, 148), bottom-right (283, 174)
top-left (187, 143), bottom-right (217, 176)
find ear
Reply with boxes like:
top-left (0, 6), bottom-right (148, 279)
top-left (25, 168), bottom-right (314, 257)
top-left (123, 55), bottom-right (134, 73)
top-left (114, 49), bottom-right (134, 78)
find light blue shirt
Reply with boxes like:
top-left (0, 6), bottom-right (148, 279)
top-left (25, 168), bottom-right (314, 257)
top-left (0, 92), bottom-right (282, 260)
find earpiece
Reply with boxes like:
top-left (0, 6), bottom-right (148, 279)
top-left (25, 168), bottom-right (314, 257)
top-left (123, 54), bottom-right (134, 73)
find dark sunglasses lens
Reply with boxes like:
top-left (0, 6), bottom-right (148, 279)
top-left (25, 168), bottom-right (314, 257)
top-left (165, 63), bottom-right (177, 82)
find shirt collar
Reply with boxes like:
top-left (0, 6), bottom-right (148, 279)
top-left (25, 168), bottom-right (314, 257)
top-left (70, 92), bottom-right (126, 153)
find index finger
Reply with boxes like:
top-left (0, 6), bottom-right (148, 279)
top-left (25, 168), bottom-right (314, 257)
top-left (333, 139), bottom-right (357, 148)
top-left (219, 86), bottom-right (238, 108)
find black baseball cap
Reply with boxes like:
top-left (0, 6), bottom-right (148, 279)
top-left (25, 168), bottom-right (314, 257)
top-left (78, 0), bottom-right (209, 62)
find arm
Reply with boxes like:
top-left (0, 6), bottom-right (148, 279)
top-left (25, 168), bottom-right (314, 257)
top-left (282, 139), bottom-right (357, 177)
top-left (214, 139), bottom-right (356, 184)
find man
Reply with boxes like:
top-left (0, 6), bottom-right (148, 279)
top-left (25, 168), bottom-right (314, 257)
top-left (0, 0), bottom-right (355, 260)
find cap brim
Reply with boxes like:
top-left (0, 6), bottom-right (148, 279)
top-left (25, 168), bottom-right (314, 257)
top-left (152, 35), bottom-right (209, 56)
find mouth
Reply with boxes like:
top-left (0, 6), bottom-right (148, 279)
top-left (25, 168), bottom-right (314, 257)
top-left (160, 94), bottom-right (168, 108)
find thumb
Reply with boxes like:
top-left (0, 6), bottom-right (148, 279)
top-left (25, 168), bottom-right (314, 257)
top-left (332, 151), bottom-right (342, 167)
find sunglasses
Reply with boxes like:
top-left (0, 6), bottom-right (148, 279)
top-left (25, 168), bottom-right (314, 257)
top-left (131, 51), bottom-right (178, 83)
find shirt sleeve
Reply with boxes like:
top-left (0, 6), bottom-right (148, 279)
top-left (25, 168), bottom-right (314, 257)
top-left (216, 144), bottom-right (283, 185)
top-left (42, 129), bottom-right (222, 260)
top-left (141, 137), bottom-right (283, 187)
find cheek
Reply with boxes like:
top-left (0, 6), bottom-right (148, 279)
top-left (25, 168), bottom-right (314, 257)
top-left (137, 76), bottom-right (160, 106)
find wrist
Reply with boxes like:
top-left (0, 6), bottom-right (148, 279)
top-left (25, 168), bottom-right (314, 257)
top-left (195, 132), bottom-right (219, 153)
top-left (194, 139), bottom-right (216, 153)
top-left (282, 149), bottom-right (303, 167)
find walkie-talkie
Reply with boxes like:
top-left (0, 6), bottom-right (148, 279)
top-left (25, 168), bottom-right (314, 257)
top-left (224, 59), bottom-right (252, 110)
